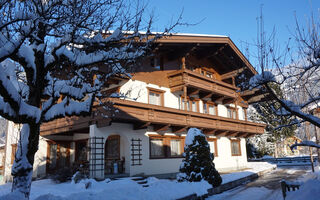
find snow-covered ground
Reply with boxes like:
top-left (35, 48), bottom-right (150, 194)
top-left (0, 162), bottom-right (275, 200)
top-left (209, 166), bottom-right (320, 200)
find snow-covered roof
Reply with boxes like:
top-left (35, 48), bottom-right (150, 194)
top-left (163, 32), bottom-right (228, 38)
top-left (100, 30), bottom-right (227, 38)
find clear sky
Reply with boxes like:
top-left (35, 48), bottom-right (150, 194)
top-left (146, 0), bottom-right (320, 64)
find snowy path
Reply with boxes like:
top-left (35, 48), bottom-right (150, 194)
top-left (208, 166), bottom-right (310, 200)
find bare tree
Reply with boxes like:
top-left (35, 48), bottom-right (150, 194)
top-left (249, 11), bottom-right (320, 150)
top-left (0, 0), bottom-right (180, 198)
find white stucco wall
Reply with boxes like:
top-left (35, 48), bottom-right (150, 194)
top-left (2, 122), bottom-right (48, 183)
top-left (90, 123), bottom-right (249, 177)
top-left (213, 137), bottom-right (248, 172)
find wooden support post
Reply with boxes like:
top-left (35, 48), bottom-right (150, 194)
top-left (183, 86), bottom-right (187, 110)
top-left (314, 123), bottom-right (320, 164)
top-left (306, 122), bottom-right (315, 172)
top-left (181, 57), bottom-right (186, 69)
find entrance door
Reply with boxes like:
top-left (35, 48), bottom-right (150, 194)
top-left (47, 141), bottom-right (70, 173)
top-left (105, 135), bottom-right (120, 174)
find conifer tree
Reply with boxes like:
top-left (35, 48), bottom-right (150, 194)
top-left (248, 83), bottom-right (296, 157)
top-left (177, 128), bottom-right (222, 187)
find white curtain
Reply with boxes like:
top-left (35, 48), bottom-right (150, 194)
top-left (151, 139), bottom-right (164, 156)
top-left (170, 140), bottom-right (181, 156)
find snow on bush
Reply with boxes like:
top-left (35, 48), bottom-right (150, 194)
top-left (177, 128), bottom-right (222, 187)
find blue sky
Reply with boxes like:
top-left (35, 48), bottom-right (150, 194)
top-left (147, 0), bottom-right (319, 64)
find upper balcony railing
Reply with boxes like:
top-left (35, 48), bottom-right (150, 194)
top-left (167, 69), bottom-right (238, 99)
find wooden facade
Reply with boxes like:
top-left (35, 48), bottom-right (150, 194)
top-left (40, 34), bottom-right (265, 138)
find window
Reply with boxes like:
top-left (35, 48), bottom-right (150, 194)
top-left (180, 96), bottom-right (199, 112)
top-left (11, 144), bottom-right (17, 164)
top-left (149, 135), bottom-right (184, 159)
top-left (148, 88), bottom-right (164, 106)
top-left (243, 109), bottom-right (247, 121)
top-left (48, 143), bottom-right (57, 169)
top-left (191, 101), bottom-right (197, 112)
top-left (207, 138), bottom-right (218, 157)
top-left (199, 69), bottom-right (216, 79)
top-left (227, 107), bottom-right (237, 119)
top-left (208, 105), bottom-right (216, 115)
top-left (47, 141), bottom-right (71, 172)
top-left (231, 139), bottom-right (241, 156)
top-left (203, 102), bottom-right (216, 115)
top-left (206, 72), bottom-right (213, 78)
top-left (170, 140), bottom-right (182, 157)
top-left (150, 138), bottom-right (165, 158)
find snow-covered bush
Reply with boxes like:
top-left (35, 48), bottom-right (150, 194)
top-left (52, 167), bottom-right (73, 183)
top-left (177, 128), bottom-right (222, 187)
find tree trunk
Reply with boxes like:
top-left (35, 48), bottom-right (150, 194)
top-left (11, 123), bottom-right (40, 199)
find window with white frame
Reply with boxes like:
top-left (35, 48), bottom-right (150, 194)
top-left (207, 139), bottom-right (218, 157)
top-left (148, 89), bottom-right (163, 106)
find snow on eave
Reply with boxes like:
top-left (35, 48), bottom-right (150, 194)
top-left (100, 30), bottom-right (228, 38)
top-left (167, 32), bottom-right (227, 38)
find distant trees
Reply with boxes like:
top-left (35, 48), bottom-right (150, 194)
top-left (247, 10), bottom-right (320, 151)
top-left (177, 128), bottom-right (222, 187)
top-left (248, 83), bottom-right (296, 157)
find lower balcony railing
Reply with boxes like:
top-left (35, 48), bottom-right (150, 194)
top-left (40, 98), bottom-right (265, 137)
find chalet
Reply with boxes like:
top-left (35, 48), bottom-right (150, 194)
top-left (2, 33), bottom-right (265, 182)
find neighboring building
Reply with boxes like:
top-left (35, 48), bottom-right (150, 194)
top-left (281, 136), bottom-right (303, 156)
top-left (2, 34), bottom-right (265, 181)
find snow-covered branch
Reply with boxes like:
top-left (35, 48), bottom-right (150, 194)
top-left (290, 140), bottom-right (320, 151)
top-left (42, 94), bottom-right (94, 122)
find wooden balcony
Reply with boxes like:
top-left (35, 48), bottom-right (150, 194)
top-left (110, 99), bottom-right (264, 137)
top-left (168, 69), bottom-right (238, 100)
top-left (40, 115), bottom-right (92, 136)
top-left (40, 98), bottom-right (265, 137)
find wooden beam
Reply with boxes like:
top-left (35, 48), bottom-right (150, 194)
top-left (188, 88), bottom-right (200, 96)
top-left (134, 122), bottom-right (151, 130)
top-left (226, 131), bottom-right (239, 137)
top-left (185, 43), bottom-right (200, 57)
top-left (153, 124), bottom-right (170, 132)
top-left (212, 96), bottom-right (225, 102)
top-left (203, 129), bottom-right (215, 135)
top-left (237, 132), bottom-right (248, 138)
top-left (96, 118), bottom-right (112, 128)
top-left (223, 98), bottom-right (235, 104)
top-left (245, 133), bottom-right (255, 138)
top-left (221, 67), bottom-right (245, 80)
top-left (172, 126), bottom-right (187, 133)
top-left (199, 92), bottom-right (213, 99)
top-left (215, 130), bottom-right (228, 136)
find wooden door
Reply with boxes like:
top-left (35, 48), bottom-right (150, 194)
top-left (47, 141), bottom-right (70, 173)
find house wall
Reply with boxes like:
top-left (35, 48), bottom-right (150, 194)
top-left (90, 123), bottom-right (248, 177)
top-left (2, 121), bottom-right (48, 183)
